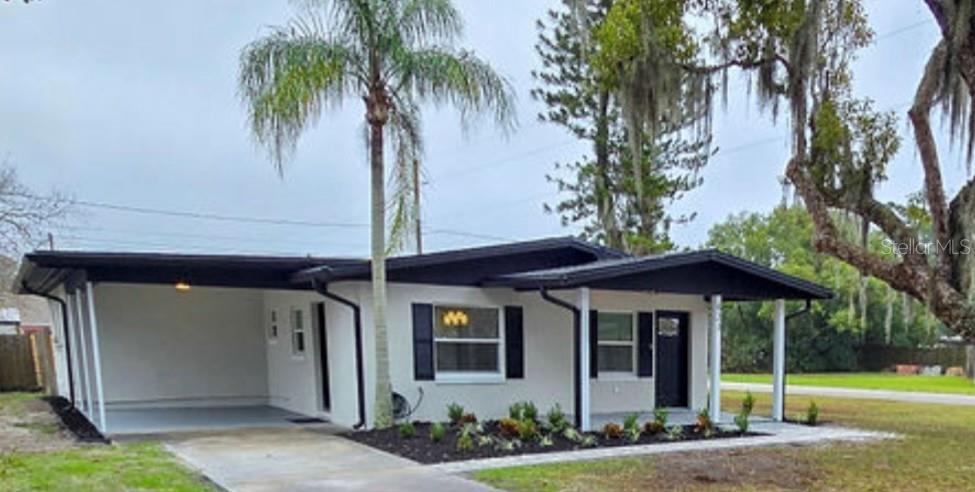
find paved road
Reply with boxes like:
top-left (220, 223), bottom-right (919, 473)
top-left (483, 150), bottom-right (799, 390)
top-left (723, 382), bottom-right (975, 406)
top-left (166, 427), bottom-right (495, 492)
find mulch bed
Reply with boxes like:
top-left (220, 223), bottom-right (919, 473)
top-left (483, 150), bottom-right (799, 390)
top-left (44, 396), bottom-right (110, 443)
top-left (343, 421), bottom-right (761, 464)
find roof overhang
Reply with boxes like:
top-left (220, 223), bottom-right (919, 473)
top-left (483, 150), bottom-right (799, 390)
top-left (484, 250), bottom-right (832, 301)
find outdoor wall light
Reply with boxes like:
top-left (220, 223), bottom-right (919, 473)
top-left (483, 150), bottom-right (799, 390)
top-left (174, 281), bottom-right (191, 292)
top-left (441, 309), bottom-right (469, 327)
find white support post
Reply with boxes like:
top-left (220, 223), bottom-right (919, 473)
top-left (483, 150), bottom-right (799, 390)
top-left (709, 294), bottom-right (722, 423)
top-left (86, 282), bottom-right (107, 433)
top-left (66, 294), bottom-right (84, 412)
top-left (579, 287), bottom-right (591, 432)
top-left (73, 291), bottom-right (92, 418)
top-left (772, 299), bottom-right (786, 422)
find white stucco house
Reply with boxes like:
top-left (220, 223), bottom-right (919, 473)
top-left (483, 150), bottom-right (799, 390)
top-left (15, 237), bottom-right (830, 436)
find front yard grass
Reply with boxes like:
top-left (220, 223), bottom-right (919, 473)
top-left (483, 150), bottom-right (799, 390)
top-left (723, 371), bottom-right (975, 395)
top-left (0, 392), bottom-right (214, 492)
top-left (473, 391), bottom-right (975, 491)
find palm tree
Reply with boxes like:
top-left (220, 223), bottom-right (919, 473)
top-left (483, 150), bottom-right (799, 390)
top-left (239, 0), bottom-right (516, 428)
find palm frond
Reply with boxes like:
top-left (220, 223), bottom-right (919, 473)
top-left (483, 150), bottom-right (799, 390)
top-left (396, 0), bottom-right (463, 46)
top-left (238, 16), bottom-right (360, 172)
top-left (386, 96), bottom-right (424, 254)
top-left (392, 47), bottom-right (518, 133)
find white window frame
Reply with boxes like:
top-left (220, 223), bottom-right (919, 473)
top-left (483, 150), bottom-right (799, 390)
top-left (267, 308), bottom-right (279, 343)
top-left (290, 307), bottom-right (306, 359)
top-left (432, 303), bottom-right (505, 384)
top-left (596, 310), bottom-right (637, 378)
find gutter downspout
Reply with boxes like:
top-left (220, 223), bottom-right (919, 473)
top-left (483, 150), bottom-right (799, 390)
top-left (782, 299), bottom-right (813, 413)
top-left (539, 287), bottom-right (583, 429)
top-left (312, 279), bottom-right (366, 429)
top-left (22, 281), bottom-right (75, 406)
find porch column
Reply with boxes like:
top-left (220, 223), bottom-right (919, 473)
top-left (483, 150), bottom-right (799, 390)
top-left (72, 291), bottom-right (92, 418)
top-left (85, 282), bottom-right (108, 433)
top-left (709, 294), bottom-right (722, 423)
top-left (578, 287), bottom-right (592, 432)
top-left (772, 299), bottom-right (786, 421)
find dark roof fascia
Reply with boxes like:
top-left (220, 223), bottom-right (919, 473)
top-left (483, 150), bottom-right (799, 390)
top-left (485, 250), bottom-right (833, 300)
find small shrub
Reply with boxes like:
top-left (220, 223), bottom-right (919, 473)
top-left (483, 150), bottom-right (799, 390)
top-left (495, 438), bottom-right (516, 452)
top-left (623, 413), bottom-right (640, 433)
top-left (460, 422), bottom-right (479, 438)
top-left (602, 422), bottom-right (623, 439)
top-left (806, 401), bottom-right (820, 426)
top-left (517, 419), bottom-right (539, 441)
top-left (562, 427), bottom-right (583, 443)
top-left (398, 421), bottom-right (415, 439)
top-left (626, 427), bottom-right (641, 443)
top-left (665, 425), bottom-right (683, 441)
top-left (508, 401), bottom-right (539, 422)
top-left (429, 422), bottom-right (445, 443)
top-left (459, 412), bottom-right (478, 424)
top-left (695, 408), bottom-right (714, 434)
top-left (456, 432), bottom-right (474, 452)
top-left (742, 391), bottom-right (756, 415)
top-left (539, 435), bottom-right (554, 447)
top-left (477, 435), bottom-right (494, 448)
top-left (734, 411), bottom-right (750, 434)
top-left (499, 417), bottom-right (520, 438)
top-left (446, 403), bottom-right (464, 425)
top-left (644, 420), bottom-right (664, 435)
top-left (580, 435), bottom-right (598, 448)
top-left (546, 404), bottom-right (569, 433)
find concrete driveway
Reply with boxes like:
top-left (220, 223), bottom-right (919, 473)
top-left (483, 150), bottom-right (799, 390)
top-left (164, 427), bottom-right (495, 492)
top-left (722, 382), bottom-right (975, 406)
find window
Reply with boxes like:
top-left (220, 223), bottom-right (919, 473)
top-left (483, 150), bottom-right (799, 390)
top-left (597, 312), bottom-right (635, 373)
top-left (433, 305), bottom-right (501, 375)
top-left (290, 308), bottom-right (306, 357)
top-left (268, 309), bottom-right (279, 341)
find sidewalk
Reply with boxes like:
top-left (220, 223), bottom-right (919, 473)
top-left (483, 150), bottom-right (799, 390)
top-left (722, 382), bottom-right (975, 406)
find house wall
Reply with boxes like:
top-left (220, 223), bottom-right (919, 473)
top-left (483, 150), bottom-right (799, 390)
top-left (92, 284), bottom-right (269, 409)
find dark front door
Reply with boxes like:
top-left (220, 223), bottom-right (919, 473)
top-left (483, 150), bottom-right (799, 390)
top-left (655, 311), bottom-right (689, 408)
top-left (315, 302), bottom-right (331, 411)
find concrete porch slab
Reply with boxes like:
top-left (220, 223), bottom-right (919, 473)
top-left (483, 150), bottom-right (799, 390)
top-left (106, 405), bottom-right (329, 437)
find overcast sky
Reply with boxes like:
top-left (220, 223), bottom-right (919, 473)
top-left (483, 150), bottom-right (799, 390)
top-left (0, 0), bottom-right (965, 258)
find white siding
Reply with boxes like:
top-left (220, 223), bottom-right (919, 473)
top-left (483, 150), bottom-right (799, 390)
top-left (262, 290), bottom-right (326, 418)
top-left (93, 284), bottom-right (268, 409)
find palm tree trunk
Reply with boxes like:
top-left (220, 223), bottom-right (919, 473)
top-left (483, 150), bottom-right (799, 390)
top-left (369, 120), bottom-right (394, 428)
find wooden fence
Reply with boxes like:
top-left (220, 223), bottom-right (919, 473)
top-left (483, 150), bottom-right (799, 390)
top-left (857, 344), bottom-right (968, 372)
top-left (0, 332), bottom-right (56, 393)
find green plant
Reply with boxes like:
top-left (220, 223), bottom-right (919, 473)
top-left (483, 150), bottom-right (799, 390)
top-left (495, 438), bottom-right (516, 452)
top-left (539, 435), bottom-right (554, 447)
top-left (562, 427), bottom-right (583, 443)
top-left (695, 408), bottom-right (714, 434)
top-left (580, 435), bottom-right (598, 448)
top-left (806, 401), bottom-right (820, 426)
top-left (447, 403), bottom-right (465, 425)
top-left (461, 422), bottom-right (479, 438)
top-left (456, 432), bottom-right (474, 452)
top-left (499, 417), bottom-right (520, 438)
top-left (734, 411), bottom-right (750, 434)
top-left (477, 435), bottom-right (494, 448)
top-left (742, 391), bottom-right (756, 415)
top-left (626, 427), bottom-right (642, 443)
top-left (546, 404), bottom-right (569, 433)
top-left (665, 425), bottom-right (683, 441)
top-left (508, 401), bottom-right (539, 422)
top-left (429, 422), bottom-right (445, 442)
top-left (623, 413), bottom-right (640, 433)
top-left (602, 422), bottom-right (623, 439)
top-left (517, 419), bottom-right (539, 441)
top-left (398, 421), bottom-right (415, 439)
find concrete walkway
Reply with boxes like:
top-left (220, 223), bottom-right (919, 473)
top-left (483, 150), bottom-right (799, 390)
top-left (165, 428), bottom-right (494, 492)
top-left (432, 421), bottom-right (894, 474)
top-left (723, 381), bottom-right (975, 406)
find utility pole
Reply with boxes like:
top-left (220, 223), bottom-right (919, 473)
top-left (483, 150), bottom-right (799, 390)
top-left (47, 232), bottom-right (54, 250)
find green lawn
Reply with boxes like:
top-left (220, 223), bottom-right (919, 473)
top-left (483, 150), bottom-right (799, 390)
top-left (474, 392), bottom-right (975, 491)
top-left (722, 372), bottom-right (975, 395)
top-left (0, 393), bottom-right (214, 492)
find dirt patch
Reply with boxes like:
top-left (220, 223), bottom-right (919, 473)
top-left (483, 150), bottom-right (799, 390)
top-left (0, 394), bottom-right (78, 454)
top-left (649, 447), bottom-right (817, 490)
top-left (344, 421), bottom-right (762, 464)
top-left (44, 396), bottom-right (108, 443)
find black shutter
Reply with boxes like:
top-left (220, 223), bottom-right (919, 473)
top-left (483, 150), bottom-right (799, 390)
top-left (412, 303), bottom-right (434, 380)
top-left (589, 309), bottom-right (598, 378)
top-left (638, 312), bottom-right (654, 377)
top-left (504, 306), bottom-right (524, 379)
